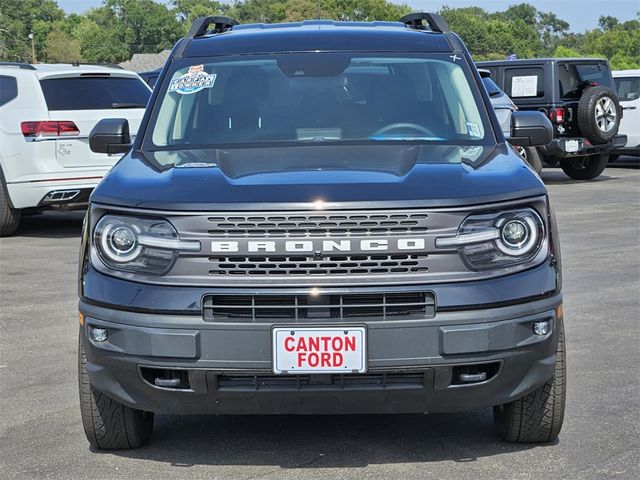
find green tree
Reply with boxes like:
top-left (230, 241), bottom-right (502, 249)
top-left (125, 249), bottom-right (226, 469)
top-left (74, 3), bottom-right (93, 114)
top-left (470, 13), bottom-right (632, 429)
top-left (227, 0), bottom-right (288, 23)
top-left (226, 0), bottom-right (410, 24)
top-left (0, 0), bottom-right (65, 62)
top-left (598, 15), bottom-right (619, 31)
top-left (45, 29), bottom-right (83, 63)
top-left (537, 12), bottom-right (570, 54)
top-left (172, 0), bottom-right (227, 25)
top-left (75, 0), bottom-right (183, 63)
top-left (553, 45), bottom-right (582, 58)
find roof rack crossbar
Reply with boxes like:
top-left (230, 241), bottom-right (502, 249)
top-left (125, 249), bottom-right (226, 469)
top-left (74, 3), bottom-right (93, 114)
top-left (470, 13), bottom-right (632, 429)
top-left (186, 16), bottom-right (239, 39)
top-left (0, 62), bottom-right (36, 70)
top-left (400, 12), bottom-right (449, 33)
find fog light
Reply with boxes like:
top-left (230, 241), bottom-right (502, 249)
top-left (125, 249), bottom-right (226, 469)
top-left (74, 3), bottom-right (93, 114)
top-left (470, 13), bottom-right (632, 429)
top-left (533, 321), bottom-right (550, 336)
top-left (91, 327), bottom-right (108, 342)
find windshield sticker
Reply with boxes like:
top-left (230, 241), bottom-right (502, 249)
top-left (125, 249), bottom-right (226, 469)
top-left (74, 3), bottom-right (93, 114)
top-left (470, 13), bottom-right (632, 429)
top-left (511, 75), bottom-right (538, 97)
top-left (168, 65), bottom-right (216, 95)
top-left (466, 122), bottom-right (482, 138)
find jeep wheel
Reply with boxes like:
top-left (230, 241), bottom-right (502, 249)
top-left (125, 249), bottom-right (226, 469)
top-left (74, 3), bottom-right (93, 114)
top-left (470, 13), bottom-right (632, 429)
top-left (0, 175), bottom-right (21, 236)
top-left (78, 333), bottom-right (154, 449)
top-left (560, 154), bottom-right (609, 180)
top-left (577, 86), bottom-right (621, 144)
top-left (514, 146), bottom-right (543, 175)
top-left (494, 318), bottom-right (566, 443)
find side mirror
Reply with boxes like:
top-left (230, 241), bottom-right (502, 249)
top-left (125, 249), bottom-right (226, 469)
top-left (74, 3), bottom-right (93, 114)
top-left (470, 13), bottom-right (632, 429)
top-left (89, 118), bottom-right (131, 154)
top-left (508, 111), bottom-right (553, 147)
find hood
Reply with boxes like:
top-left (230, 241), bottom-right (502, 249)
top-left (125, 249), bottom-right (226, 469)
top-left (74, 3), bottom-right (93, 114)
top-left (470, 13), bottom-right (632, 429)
top-left (91, 143), bottom-right (546, 210)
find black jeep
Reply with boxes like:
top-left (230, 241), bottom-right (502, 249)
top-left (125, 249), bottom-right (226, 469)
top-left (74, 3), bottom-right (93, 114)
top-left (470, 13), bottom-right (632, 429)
top-left (478, 58), bottom-right (626, 180)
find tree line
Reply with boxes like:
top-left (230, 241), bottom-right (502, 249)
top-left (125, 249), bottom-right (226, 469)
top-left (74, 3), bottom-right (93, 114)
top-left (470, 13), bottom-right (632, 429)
top-left (1, 0), bottom-right (638, 69)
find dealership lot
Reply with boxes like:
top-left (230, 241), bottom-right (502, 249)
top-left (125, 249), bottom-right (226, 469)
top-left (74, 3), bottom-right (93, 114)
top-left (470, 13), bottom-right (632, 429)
top-left (1, 163), bottom-right (638, 480)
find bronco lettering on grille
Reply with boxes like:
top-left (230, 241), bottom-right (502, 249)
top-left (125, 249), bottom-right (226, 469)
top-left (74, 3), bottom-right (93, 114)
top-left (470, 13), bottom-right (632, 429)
top-left (210, 238), bottom-right (427, 254)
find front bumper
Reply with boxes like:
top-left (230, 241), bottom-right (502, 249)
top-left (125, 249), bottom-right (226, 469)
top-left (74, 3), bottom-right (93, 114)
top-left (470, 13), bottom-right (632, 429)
top-left (80, 293), bottom-right (562, 415)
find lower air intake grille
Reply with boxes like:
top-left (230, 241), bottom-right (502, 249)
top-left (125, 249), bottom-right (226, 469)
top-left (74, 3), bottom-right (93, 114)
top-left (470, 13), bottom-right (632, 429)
top-left (203, 291), bottom-right (435, 321)
top-left (215, 372), bottom-right (428, 391)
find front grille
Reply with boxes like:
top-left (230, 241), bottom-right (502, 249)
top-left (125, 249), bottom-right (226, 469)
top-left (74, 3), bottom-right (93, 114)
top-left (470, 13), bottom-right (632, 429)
top-left (209, 253), bottom-right (428, 276)
top-left (215, 372), bottom-right (428, 391)
top-left (203, 291), bottom-right (435, 321)
top-left (207, 212), bottom-right (429, 237)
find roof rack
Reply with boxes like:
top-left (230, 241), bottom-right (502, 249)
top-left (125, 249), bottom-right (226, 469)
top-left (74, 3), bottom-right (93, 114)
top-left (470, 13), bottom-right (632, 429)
top-left (186, 16), bottom-right (239, 39)
top-left (400, 12), bottom-right (449, 33)
top-left (0, 62), bottom-right (36, 70)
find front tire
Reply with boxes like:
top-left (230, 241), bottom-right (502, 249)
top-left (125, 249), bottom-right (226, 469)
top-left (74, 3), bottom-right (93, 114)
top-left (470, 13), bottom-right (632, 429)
top-left (560, 154), bottom-right (609, 180)
top-left (493, 318), bottom-right (566, 443)
top-left (78, 333), bottom-right (154, 449)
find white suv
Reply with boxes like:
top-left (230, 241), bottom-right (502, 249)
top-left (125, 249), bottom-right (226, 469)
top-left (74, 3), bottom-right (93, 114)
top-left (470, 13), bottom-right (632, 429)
top-left (0, 62), bottom-right (151, 236)
top-left (612, 69), bottom-right (640, 159)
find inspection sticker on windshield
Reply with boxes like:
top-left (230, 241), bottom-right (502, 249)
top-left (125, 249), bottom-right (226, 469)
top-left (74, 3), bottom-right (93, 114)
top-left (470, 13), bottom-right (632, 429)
top-left (168, 65), bottom-right (216, 95)
top-left (466, 122), bottom-right (482, 138)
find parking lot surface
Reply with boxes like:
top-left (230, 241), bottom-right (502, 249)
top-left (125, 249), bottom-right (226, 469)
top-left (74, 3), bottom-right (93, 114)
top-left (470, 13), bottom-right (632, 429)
top-left (1, 162), bottom-right (639, 480)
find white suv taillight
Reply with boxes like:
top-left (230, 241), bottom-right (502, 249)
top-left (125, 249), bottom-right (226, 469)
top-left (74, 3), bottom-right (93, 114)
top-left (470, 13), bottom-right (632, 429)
top-left (21, 121), bottom-right (80, 138)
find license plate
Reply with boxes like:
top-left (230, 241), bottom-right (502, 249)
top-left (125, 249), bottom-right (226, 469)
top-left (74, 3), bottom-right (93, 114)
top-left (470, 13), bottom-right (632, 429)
top-left (272, 326), bottom-right (366, 374)
top-left (565, 139), bottom-right (580, 152)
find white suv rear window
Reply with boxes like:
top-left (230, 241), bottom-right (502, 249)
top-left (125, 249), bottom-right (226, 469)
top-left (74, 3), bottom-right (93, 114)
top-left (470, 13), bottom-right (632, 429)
top-left (40, 76), bottom-right (150, 110)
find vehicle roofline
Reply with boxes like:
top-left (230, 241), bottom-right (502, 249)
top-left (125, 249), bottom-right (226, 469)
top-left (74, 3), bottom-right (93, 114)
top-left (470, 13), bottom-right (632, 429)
top-left (34, 69), bottom-right (143, 79)
top-left (477, 57), bottom-right (609, 64)
top-left (612, 69), bottom-right (640, 76)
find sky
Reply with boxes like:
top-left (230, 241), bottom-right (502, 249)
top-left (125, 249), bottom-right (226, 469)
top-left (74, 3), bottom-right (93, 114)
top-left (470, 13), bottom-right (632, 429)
top-left (57, 0), bottom-right (639, 32)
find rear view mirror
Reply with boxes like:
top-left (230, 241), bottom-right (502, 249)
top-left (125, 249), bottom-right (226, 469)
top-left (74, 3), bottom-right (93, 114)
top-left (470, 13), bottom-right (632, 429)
top-left (89, 118), bottom-right (131, 154)
top-left (508, 111), bottom-right (553, 147)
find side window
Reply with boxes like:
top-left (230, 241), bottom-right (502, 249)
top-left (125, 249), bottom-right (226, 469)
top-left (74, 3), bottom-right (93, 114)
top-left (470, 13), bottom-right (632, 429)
top-left (0, 75), bottom-right (18, 107)
top-left (504, 67), bottom-right (544, 99)
top-left (614, 77), bottom-right (640, 101)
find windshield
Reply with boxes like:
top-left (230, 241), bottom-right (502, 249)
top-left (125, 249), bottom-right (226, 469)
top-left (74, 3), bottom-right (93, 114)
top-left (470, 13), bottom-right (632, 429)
top-left (148, 53), bottom-right (492, 150)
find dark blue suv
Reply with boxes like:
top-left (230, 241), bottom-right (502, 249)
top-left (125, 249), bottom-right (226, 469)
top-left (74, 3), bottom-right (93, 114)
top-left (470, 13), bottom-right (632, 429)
top-left (78, 13), bottom-right (564, 449)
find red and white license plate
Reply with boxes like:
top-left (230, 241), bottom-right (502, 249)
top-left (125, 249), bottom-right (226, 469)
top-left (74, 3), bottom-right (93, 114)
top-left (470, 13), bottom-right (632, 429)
top-left (272, 326), bottom-right (366, 374)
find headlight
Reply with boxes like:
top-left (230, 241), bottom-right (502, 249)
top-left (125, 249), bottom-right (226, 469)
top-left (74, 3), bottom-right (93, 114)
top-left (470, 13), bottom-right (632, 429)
top-left (436, 208), bottom-right (545, 271)
top-left (93, 215), bottom-right (200, 275)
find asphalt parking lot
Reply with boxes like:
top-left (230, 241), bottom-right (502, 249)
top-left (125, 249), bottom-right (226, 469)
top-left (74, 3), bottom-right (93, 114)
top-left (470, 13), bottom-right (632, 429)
top-left (1, 160), bottom-right (639, 480)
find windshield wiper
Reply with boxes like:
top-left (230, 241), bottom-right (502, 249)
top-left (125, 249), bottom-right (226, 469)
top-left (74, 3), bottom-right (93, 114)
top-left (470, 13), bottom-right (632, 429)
top-left (111, 102), bottom-right (147, 109)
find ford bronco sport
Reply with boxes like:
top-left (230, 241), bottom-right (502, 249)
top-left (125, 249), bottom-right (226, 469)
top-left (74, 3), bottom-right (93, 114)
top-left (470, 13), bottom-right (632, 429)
top-left (478, 58), bottom-right (626, 180)
top-left (78, 14), bottom-right (565, 449)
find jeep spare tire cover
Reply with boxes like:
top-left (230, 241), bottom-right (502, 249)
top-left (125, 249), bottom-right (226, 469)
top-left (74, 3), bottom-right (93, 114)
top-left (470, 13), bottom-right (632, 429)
top-left (577, 86), bottom-right (621, 144)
